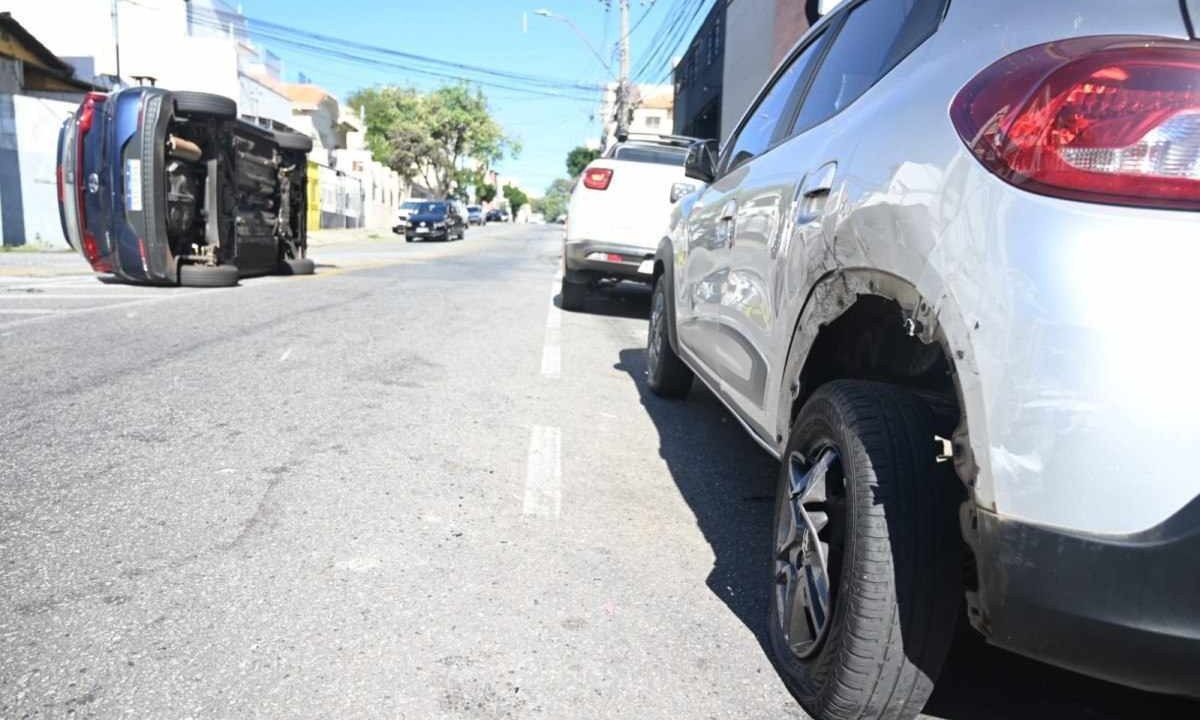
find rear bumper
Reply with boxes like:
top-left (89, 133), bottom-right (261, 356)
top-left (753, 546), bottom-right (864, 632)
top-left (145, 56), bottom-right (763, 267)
top-left (970, 501), bottom-right (1200, 698)
top-left (564, 239), bottom-right (656, 281)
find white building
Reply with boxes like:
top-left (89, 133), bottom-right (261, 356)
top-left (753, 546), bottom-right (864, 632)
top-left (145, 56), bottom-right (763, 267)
top-left (4, 0), bottom-right (292, 128)
top-left (599, 83), bottom-right (675, 148)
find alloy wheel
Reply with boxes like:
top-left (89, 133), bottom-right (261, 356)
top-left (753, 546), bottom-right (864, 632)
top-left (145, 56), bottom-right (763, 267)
top-left (775, 446), bottom-right (844, 659)
top-left (647, 285), bottom-right (665, 375)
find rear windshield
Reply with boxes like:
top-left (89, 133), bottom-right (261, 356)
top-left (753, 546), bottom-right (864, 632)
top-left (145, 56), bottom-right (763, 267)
top-left (611, 144), bottom-right (688, 166)
top-left (467, 205), bottom-right (481, 212)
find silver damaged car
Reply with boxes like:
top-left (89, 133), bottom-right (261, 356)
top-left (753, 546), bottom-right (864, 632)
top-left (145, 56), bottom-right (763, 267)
top-left (647, 0), bottom-right (1200, 718)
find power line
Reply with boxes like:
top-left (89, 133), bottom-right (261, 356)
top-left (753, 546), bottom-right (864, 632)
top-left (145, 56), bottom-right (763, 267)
top-left (182, 13), bottom-right (600, 102)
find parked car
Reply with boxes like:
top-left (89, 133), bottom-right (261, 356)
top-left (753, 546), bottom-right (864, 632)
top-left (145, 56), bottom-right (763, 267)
top-left (56, 87), bottom-right (313, 287)
top-left (561, 133), bottom-right (701, 310)
top-left (404, 200), bottom-right (466, 242)
top-left (485, 208), bottom-right (509, 223)
top-left (648, 1), bottom-right (1200, 719)
top-left (466, 204), bottom-right (485, 225)
top-left (393, 199), bottom-right (425, 234)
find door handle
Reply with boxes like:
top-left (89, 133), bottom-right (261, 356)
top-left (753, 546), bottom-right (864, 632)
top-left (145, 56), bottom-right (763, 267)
top-left (716, 200), bottom-right (737, 248)
top-left (795, 162), bottom-right (837, 224)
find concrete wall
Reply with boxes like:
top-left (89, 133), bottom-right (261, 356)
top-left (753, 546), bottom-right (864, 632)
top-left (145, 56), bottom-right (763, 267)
top-left (721, 0), bottom-right (778, 144)
top-left (0, 94), bottom-right (78, 248)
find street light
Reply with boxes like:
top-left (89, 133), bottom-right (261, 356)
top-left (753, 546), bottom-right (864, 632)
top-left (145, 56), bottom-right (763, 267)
top-left (534, 9), bottom-right (612, 74)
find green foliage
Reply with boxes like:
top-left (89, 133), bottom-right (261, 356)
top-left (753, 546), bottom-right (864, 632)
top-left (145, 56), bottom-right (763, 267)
top-left (347, 84), bottom-right (519, 197)
top-left (536, 177), bottom-right (574, 220)
top-left (502, 184), bottom-right (529, 215)
top-left (566, 146), bottom-right (601, 177)
top-left (476, 183), bottom-right (497, 204)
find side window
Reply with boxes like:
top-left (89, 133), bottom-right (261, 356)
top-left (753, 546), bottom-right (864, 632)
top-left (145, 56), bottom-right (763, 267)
top-left (721, 31), bottom-right (830, 174)
top-left (792, 0), bottom-right (945, 135)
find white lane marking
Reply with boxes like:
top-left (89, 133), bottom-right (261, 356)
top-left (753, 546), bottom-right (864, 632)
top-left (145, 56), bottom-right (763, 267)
top-left (540, 278), bottom-right (562, 378)
top-left (0, 308), bottom-right (61, 315)
top-left (0, 291), bottom-right (228, 331)
top-left (522, 425), bottom-right (562, 518)
top-left (0, 293), bottom-right (154, 300)
top-left (279, 347), bottom-right (293, 362)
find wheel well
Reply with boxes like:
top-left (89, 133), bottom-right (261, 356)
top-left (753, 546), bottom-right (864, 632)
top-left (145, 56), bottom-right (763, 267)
top-left (791, 295), bottom-right (959, 436)
top-left (791, 294), bottom-right (977, 593)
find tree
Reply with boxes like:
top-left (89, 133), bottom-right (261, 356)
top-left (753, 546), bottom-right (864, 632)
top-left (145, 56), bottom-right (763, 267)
top-left (566, 146), bottom-right (601, 177)
top-left (536, 178), bottom-right (573, 220)
top-left (347, 84), bottom-right (519, 197)
top-left (476, 183), bottom-right (497, 204)
top-left (502, 184), bottom-right (529, 215)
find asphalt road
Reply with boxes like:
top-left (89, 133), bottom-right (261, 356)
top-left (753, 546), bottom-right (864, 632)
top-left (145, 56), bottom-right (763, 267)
top-left (2, 224), bottom-right (1196, 718)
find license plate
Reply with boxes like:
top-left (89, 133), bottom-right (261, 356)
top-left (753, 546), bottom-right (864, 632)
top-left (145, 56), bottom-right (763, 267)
top-left (637, 259), bottom-right (654, 275)
top-left (416, 226), bottom-right (428, 233)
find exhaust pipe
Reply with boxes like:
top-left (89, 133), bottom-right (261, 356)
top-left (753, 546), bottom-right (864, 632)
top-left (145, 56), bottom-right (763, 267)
top-left (167, 135), bottom-right (202, 163)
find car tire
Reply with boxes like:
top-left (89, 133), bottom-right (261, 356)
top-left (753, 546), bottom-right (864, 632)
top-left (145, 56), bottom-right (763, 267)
top-left (272, 130), bottom-right (313, 154)
top-left (172, 91), bottom-right (237, 119)
top-left (560, 276), bottom-right (587, 311)
top-left (179, 263), bottom-right (239, 288)
top-left (646, 277), bottom-right (693, 398)
top-left (770, 380), bottom-right (961, 720)
top-left (278, 257), bottom-right (315, 275)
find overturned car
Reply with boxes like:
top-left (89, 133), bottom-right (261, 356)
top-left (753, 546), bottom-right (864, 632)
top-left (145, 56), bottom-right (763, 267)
top-left (56, 87), bottom-right (314, 287)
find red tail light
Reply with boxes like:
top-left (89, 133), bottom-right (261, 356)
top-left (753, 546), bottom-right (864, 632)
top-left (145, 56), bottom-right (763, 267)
top-left (74, 92), bottom-right (110, 270)
top-left (583, 167), bottom-right (613, 190)
top-left (951, 37), bottom-right (1200, 211)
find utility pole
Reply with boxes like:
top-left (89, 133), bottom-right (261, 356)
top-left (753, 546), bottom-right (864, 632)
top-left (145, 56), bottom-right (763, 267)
top-left (111, 0), bottom-right (122, 80)
top-left (615, 0), bottom-right (631, 139)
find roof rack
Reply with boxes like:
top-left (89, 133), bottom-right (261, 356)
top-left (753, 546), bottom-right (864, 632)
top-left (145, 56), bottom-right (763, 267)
top-left (614, 131), bottom-right (703, 148)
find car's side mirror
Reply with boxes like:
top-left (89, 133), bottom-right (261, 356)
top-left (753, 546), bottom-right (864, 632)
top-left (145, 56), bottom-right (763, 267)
top-left (684, 139), bottom-right (719, 184)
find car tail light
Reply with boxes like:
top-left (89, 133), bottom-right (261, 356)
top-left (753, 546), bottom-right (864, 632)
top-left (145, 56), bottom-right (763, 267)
top-left (950, 37), bottom-right (1200, 210)
top-left (583, 167), bottom-right (613, 190)
top-left (74, 92), bottom-right (110, 271)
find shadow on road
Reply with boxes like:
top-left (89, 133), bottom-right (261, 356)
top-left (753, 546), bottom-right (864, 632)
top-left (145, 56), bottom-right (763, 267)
top-left (556, 281), bottom-right (652, 319)
top-left (615, 346), bottom-right (1200, 720)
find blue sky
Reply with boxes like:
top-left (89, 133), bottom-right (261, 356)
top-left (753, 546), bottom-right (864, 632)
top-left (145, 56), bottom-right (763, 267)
top-left (239, 0), bottom-right (683, 194)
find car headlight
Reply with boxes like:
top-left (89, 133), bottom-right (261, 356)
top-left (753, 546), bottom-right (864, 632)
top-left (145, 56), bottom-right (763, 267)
top-left (670, 182), bottom-right (697, 203)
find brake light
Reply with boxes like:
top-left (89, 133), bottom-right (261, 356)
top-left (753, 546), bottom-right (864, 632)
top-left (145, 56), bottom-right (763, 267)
top-left (583, 167), bottom-right (613, 190)
top-left (951, 37), bottom-right (1200, 211)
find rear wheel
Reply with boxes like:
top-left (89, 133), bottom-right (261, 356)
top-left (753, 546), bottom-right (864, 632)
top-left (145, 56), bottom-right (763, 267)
top-left (770, 380), bottom-right (961, 720)
top-left (172, 91), bottom-right (236, 119)
top-left (179, 263), bottom-right (239, 288)
top-left (560, 276), bottom-right (587, 311)
top-left (272, 130), bottom-right (313, 153)
top-left (646, 277), bottom-right (693, 397)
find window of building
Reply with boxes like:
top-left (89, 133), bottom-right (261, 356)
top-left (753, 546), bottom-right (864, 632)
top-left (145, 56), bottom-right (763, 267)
top-left (721, 30), bottom-right (830, 173)
top-left (791, 0), bottom-right (946, 135)
top-left (645, 116), bottom-right (661, 129)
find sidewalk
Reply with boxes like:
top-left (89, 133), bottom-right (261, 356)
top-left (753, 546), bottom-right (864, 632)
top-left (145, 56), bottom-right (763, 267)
top-left (308, 227), bottom-right (396, 247)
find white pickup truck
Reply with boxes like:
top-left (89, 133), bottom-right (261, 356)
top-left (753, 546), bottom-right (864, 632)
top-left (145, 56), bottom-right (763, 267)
top-left (561, 135), bottom-right (704, 310)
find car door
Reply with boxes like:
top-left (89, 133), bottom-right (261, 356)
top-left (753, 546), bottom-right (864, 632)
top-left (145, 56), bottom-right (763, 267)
top-left (719, 0), bottom-right (950, 435)
top-left (679, 26), bottom-right (833, 437)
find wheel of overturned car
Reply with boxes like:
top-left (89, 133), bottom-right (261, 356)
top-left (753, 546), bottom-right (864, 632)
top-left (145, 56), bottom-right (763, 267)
top-left (179, 263), bottom-right (239, 288)
top-left (770, 380), bottom-right (961, 720)
top-left (272, 130), bottom-right (314, 154)
top-left (647, 276), bottom-right (693, 398)
top-left (278, 257), bottom-right (315, 276)
top-left (560, 276), bottom-right (587, 311)
top-left (172, 91), bottom-right (237, 120)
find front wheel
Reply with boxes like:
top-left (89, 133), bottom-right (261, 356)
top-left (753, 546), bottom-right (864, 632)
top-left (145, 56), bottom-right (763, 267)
top-left (646, 277), bottom-right (693, 397)
top-left (179, 263), bottom-right (239, 288)
top-left (770, 380), bottom-right (961, 720)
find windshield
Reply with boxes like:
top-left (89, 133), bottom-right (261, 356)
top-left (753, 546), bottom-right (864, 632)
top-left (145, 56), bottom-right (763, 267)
top-left (417, 202), bottom-right (447, 214)
top-left (611, 144), bottom-right (688, 166)
top-left (401, 201), bottom-right (422, 210)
